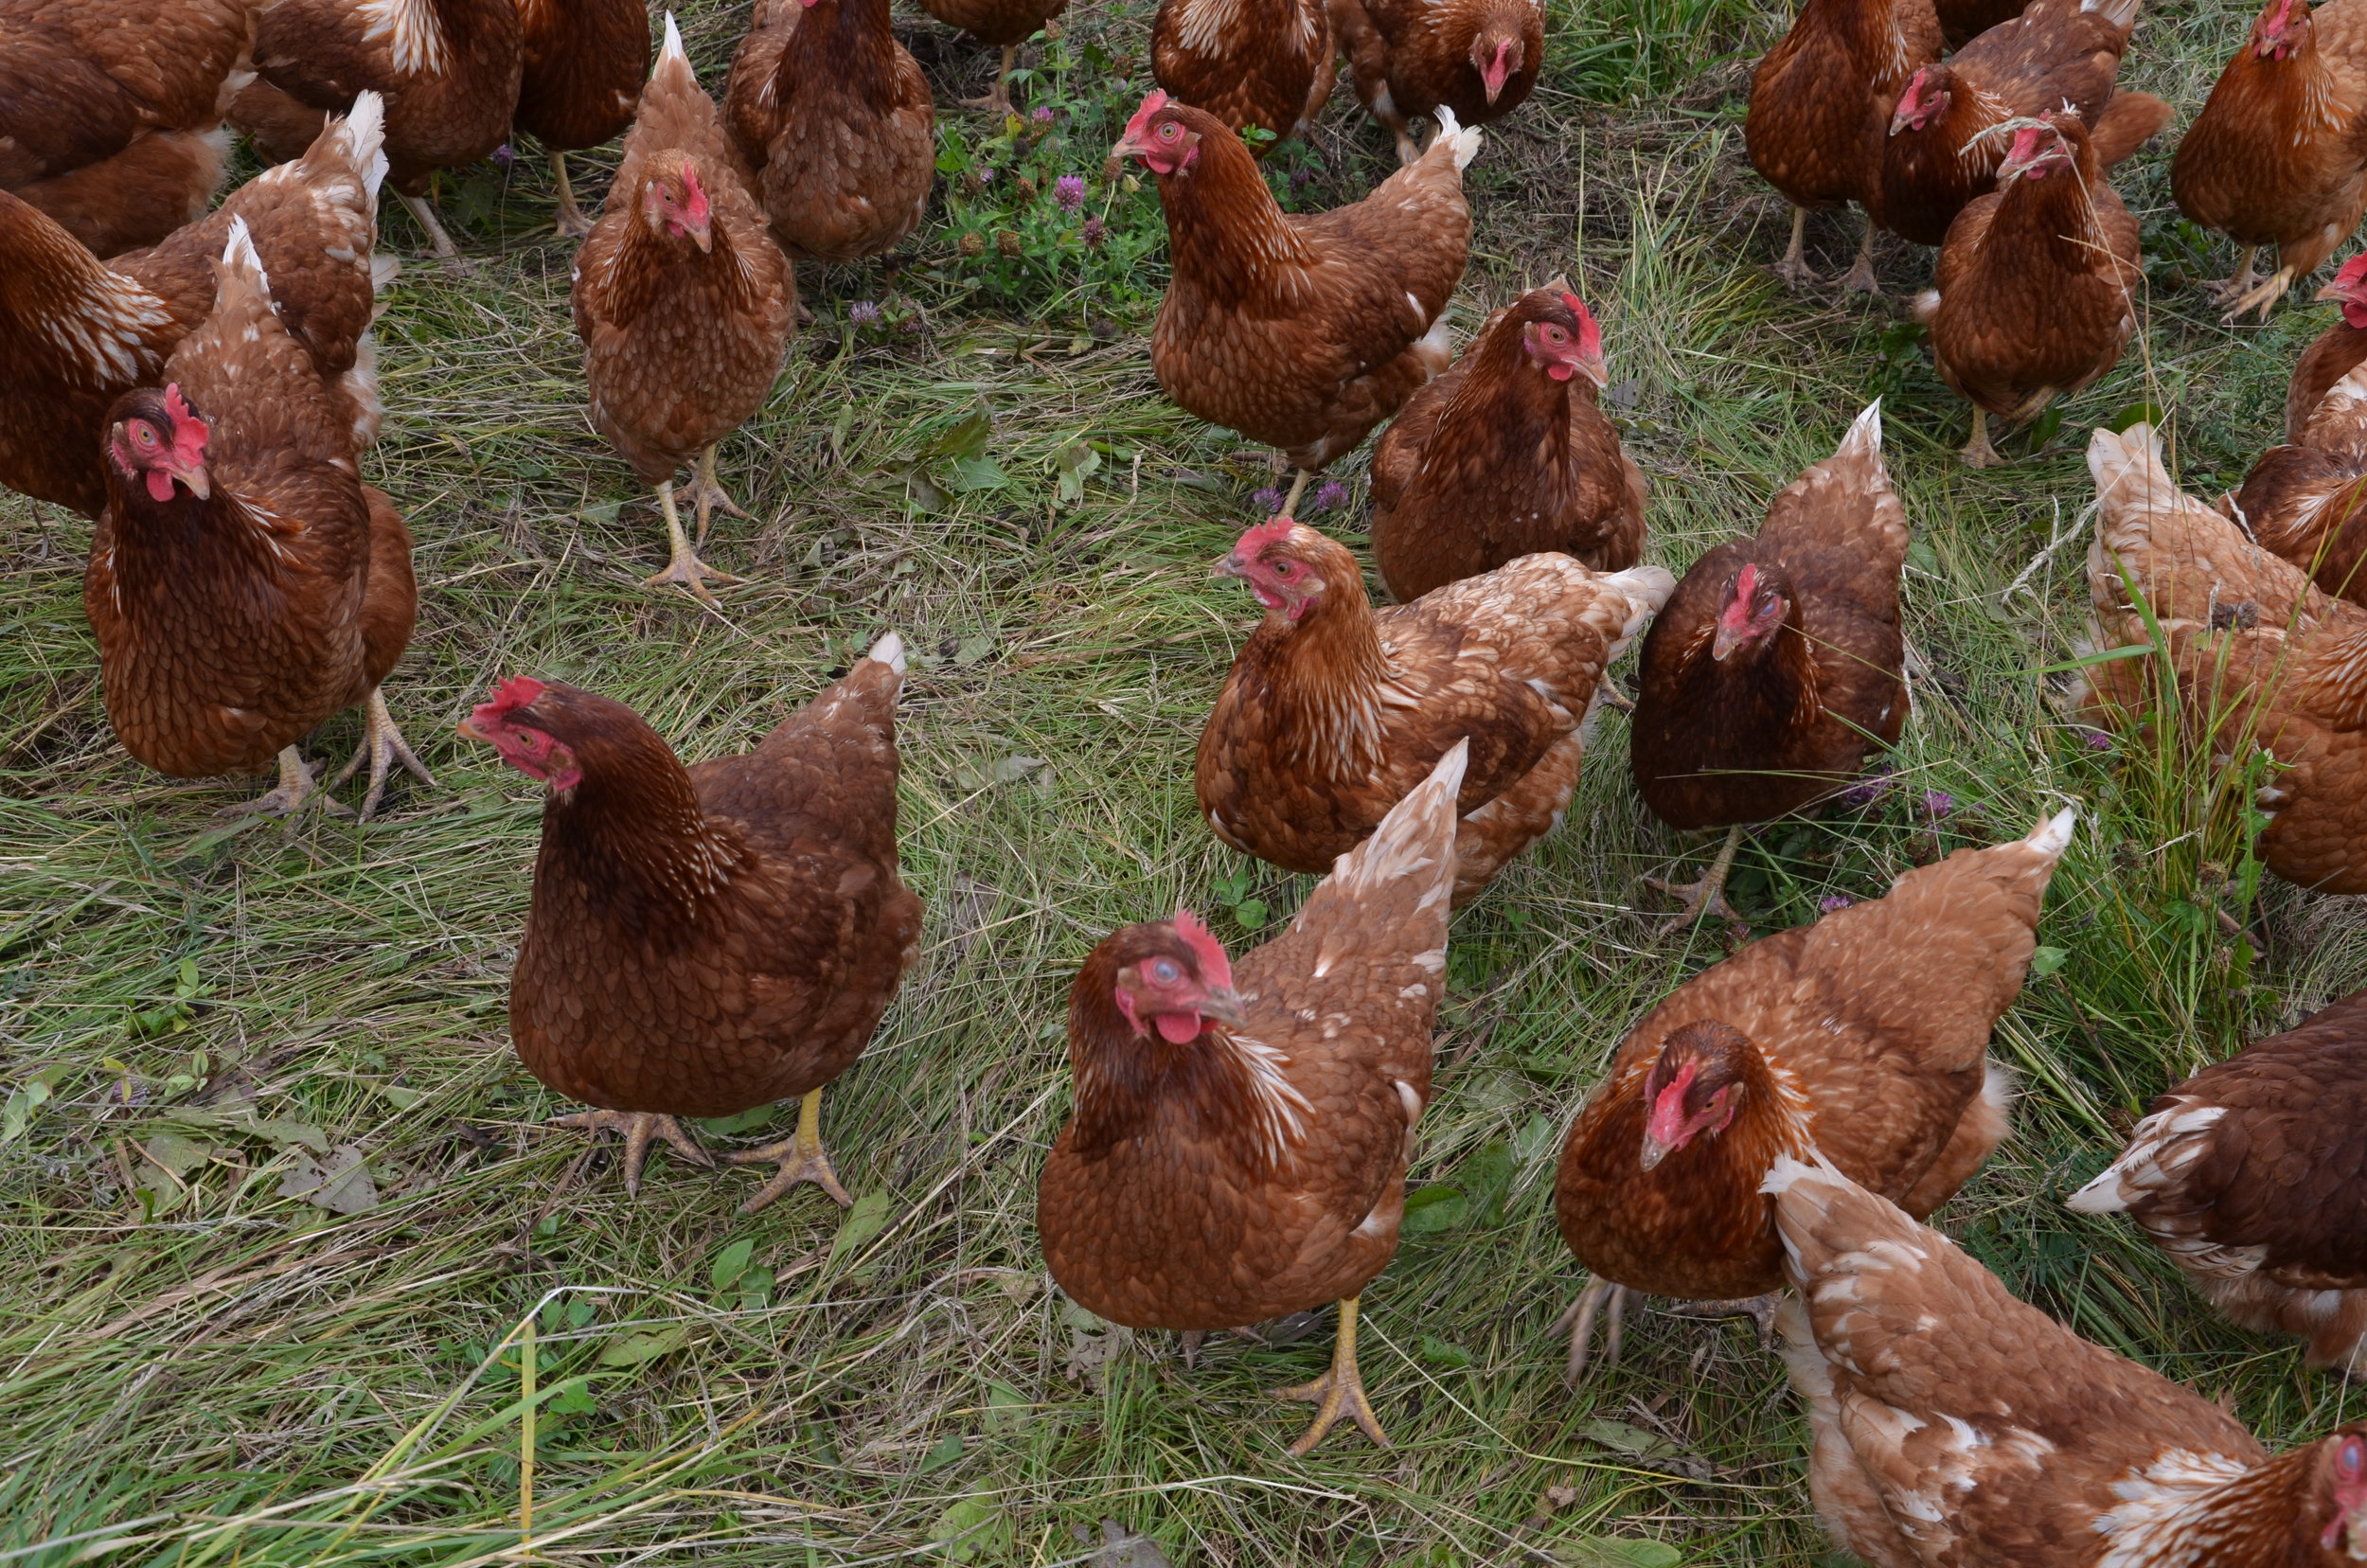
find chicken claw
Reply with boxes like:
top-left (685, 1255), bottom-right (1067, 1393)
top-left (219, 745), bottom-right (353, 820)
top-left (1664, 1292), bottom-right (1780, 1347)
top-left (2201, 243), bottom-right (2259, 307)
top-left (1772, 206), bottom-right (1822, 291)
top-left (958, 45), bottom-right (1021, 113)
top-left (1838, 223), bottom-right (1880, 294)
top-left (648, 479), bottom-right (743, 604)
top-left (395, 190), bottom-right (470, 273)
top-left (1270, 1295), bottom-right (1391, 1454)
top-left (1961, 406), bottom-right (2003, 469)
top-left (549, 151), bottom-right (596, 240)
top-left (728, 1087), bottom-right (853, 1213)
top-left (547, 1109), bottom-right (716, 1196)
top-left (2220, 264), bottom-right (2297, 325)
top-left (1645, 824), bottom-right (1744, 934)
top-left (1555, 1276), bottom-right (1628, 1382)
top-left (329, 687), bottom-right (437, 819)
top-left (688, 445), bottom-right (752, 544)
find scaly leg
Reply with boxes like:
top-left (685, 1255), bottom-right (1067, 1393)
top-left (2204, 243), bottom-right (2259, 306)
top-left (1839, 218), bottom-right (1879, 294)
top-left (1665, 1293), bottom-right (1780, 1347)
top-left (645, 479), bottom-right (743, 603)
top-left (218, 745), bottom-right (351, 820)
top-left (2223, 263), bottom-right (2298, 324)
top-left (1271, 1296), bottom-right (1390, 1454)
top-left (688, 445), bottom-right (751, 545)
top-left (1554, 1277), bottom-right (1629, 1384)
top-left (961, 45), bottom-right (1019, 113)
top-left (1961, 405), bottom-right (2002, 469)
top-left (550, 151), bottom-right (595, 239)
top-left (546, 1109), bottom-right (715, 1197)
top-left (1773, 206), bottom-right (1818, 290)
top-left (329, 686), bottom-right (437, 820)
top-left (396, 189), bottom-right (464, 266)
top-left (1277, 469), bottom-right (1312, 517)
top-left (727, 1088), bottom-right (853, 1213)
top-left (1645, 824), bottom-right (1744, 933)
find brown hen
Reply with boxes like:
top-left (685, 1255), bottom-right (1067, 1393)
top-left (1935, 0), bottom-right (2026, 43)
top-left (915, 0), bottom-right (1068, 114)
top-left (1771, 1155), bottom-right (2367, 1567)
top-left (1039, 744), bottom-right (1462, 1454)
top-left (2234, 361), bottom-right (2367, 605)
top-left (460, 638), bottom-right (922, 1212)
top-left (1369, 283), bottom-right (1645, 601)
top-left (1151, 0), bottom-right (1333, 147)
top-left (2287, 253), bottom-right (2367, 442)
top-left (1199, 517), bottom-right (1673, 906)
top-left (1328, 0), bottom-right (1542, 164)
top-left (1553, 810), bottom-right (2074, 1380)
top-left (515, 0), bottom-right (650, 237)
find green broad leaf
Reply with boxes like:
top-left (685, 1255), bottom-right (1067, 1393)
top-left (984, 1380), bottom-right (1031, 1431)
top-left (990, 755), bottom-right (1045, 784)
top-left (951, 633), bottom-right (996, 667)
top-left (1416, 1335), bottom-right (1472, 1369)
top-left (579, 499), bottom-right (623, 526)
top-left (1464, 1138), bottom-right (1516, 1226)
top-left (947, 454), bottom-right (1009, 492)
top-left (2029, 945), bottom-right (2070, 979)
top-left (1906, 539), bottom-right (1941, 578)
top-left (567, 1296), bottom-right (596, 1329)
top-left (141, 1131), bottom-right (214, 1176)
top-left (2110, 401), bottom-right (2165, 433)
top-left (276, 1145), bottom-right (378, 1214)
top-left (738, 1266), bottom-right (774, 1310)
top-left (378, 1084), bottom-right (426, 1112)
top-left (918, 1433), bottom-right (965, 1472)
top-left (1513, 1113), bottom-right (1559, 1167)
top-left (2030, 405), bottom-right (2065, 448)
top-left (710, 1238), bottom-right (756, 1292)
top-left (829, 1189), bottom-right (893, 1265)
top-left (1, 1068), bottom-right (63, 1146)
top-left (545, 1376), bottom-right (596, 1415)
top-left (1579, 1417), bottom-right (1668, 1456)
top-left (905, 468), bottom-right (951, 511)
top-left (927, 1496), bottom-right (1006, 1562)
top-left (1558, 1539), bottom-right (1682, 1567)
top-left (694, 1105), bottom-right (774, 1135)
top-left (1398, 1184), bottom-right (1467, 1234)
top-left (929, 411), bottom-right (993, 462)
top-left (1231, 898), bottom-right (1269, 931)
top-left (598, 1322), bottom-right (692, 1367)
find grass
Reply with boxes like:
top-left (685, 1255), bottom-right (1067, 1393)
top-left (3, 0), bottom-right (2364, 1561)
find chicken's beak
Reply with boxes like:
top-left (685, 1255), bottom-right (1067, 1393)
top-left (2315, 278), bottom-right (2355, 303)
top-left (685, 217), bottom-right (713, 253)
top-left (1710, 620), bottom-right (1748, 662)
top-left (1637, 1131), bottom-right (1674, 1172)
top-left (1215, 550), bottom-right (1250, 579)
top-left (456, 714), bottom-right (492, 743)
top-left (1111, 130), bottom-right (1148, 163)
top-left (1575, 348), bottom-right (1611, 389)
top-left (164, 453), bottom-right (210, 500)
top-left (1195, 986), bottom-right (1249, 1026)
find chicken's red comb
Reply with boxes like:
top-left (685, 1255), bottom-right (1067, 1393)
top-left (681, 163), bottom-right (710, 225)
top-left (1235, 515), bottom-right (1300, 557)
top-left (1898, 65), bottom-right (1932, 113)
top-left (2335, 253), bottom-right (2367, 293)
top-left (163, 383), bottom-right (209, 458)
top-left (1171, 907), bottom-right (1234, 991)
top-left (473, 675), bottom-right (547, 727)
top-left (1719, 562), bottom-right (1759, 630)
top-left (1561, 293), bottom-right (1601, 355)
top-left (1121, 90), bottom-right (1172, 147)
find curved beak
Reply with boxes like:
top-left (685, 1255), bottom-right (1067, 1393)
top-left (1111, 129), bottom-right (1148, 163)
top-left (1215, 549), bottom-right (1250, 579)
top-left (2315, 277), bottom-right (2355, 303)
top-left (1196, 985), bottom-right (1248, 1026)
top-left (1637, 1131), bottom-right (1674, 1172)
top-left (1710, 619), bottom-right (1748, 662)
top-left (164, 453), bottom-right (210, 500)
top-left (456, 714), bottom-right (493, 743)
top-left (685, 216), bottom-right (713, 253)
top-left (1575, 348), bottom-right (1610, 389)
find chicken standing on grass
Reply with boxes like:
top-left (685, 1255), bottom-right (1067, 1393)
top-left (915, 0), bottom-right (1069, 115)
top-left (1198, 516), bottom-right (1674, 907)
top-left (1553, 808), bottom-right (2073, 1381)
top-left (459, 640), bottom-right (922, 1212)
top-left (2234, 362), bottom-right (2367, 606)
top-left (1114, 92), bottom-right (1477, 517)
top-left (1150, 0), bottom-right (1334, 149)
top-left (574, 14), bottom-right (794, 600)
top-left (1039, 744), bottom-right (1463, 1455)
top-left (1328, 0), bottom-right (1543, 164)
top-left (1770, 1154), bottom-right (2367, 1566)
top-left (514, 0), bottom-right (650, 239)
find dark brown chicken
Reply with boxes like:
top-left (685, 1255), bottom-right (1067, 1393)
top-left (1116, 92), bottom-right (1476, 513)
top-left (85, 220), bottom-right (425, 818)
top-left (1151, 0), bottom-right (1334, 147)
top-left (1040, 744), bottom-right (1462, 1453)
top-left (2071, 988), bottom-right (2367, 1376)
top-left (2288, 252), bottom-right (2367, 441)
top-left (1200, 517), bottom-right (1673, 905)
top-left (915, 0), bottom-right (1068, 115)
top-left (1935, 0), bottom-right (2026, 43)
top-left (2234, 360), bottom-right (2367, 605)
top-left (459, 638), bottom-right (922, 1212)
top-left (515, 0), bottom-right (650, 237)
top-left (1328, 0), bottom-right (1542, 163)
top-left (1915, 113), bottom-right (2139, 466)
top-left (1873, 0), bottom-right (2164, 248)
top-left (1369, 284), bottom-right (1644, 601)
top-left (1745, 0), bottom-right (1941, 288)
top-left (1553, 810), bottom-right (2073, 1379)
top-left (1629, 401), bottom-right (1906, 926)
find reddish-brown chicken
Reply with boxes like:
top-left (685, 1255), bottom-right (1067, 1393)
top-left (1328, 0), bottom-right (1542, 164)
top-left (1873, 0), bottom-right (2164, 248)
top-left (1745, 0), bottom-right (1941, 289)
top-left (915, 0), bottom-right (1068, 114)
top-left (231, 0), bottom-right (524, 260)
top-left (2173, 0), bottom-right (2367, 320)
top-left (515, 0), bottom-right (649, 237)
top-left (2287, 252), bottom-right (2367, 441)
top-left (575, 16), bottom-right (794, 598)
top-left (2081, 424), bottom-right (2367, 896)
top-left (2, 94), bottom-right (388, 518)
top-left (0, 0), bottom-right (259, 257)
top-left (1916, 113), bottom-right (2139, 466)
top-left (1552, 810), bottom-right (2073, 1379)
top-left (1771, 1154), bottom-right (2367, 1567)
top-left (2071, 988), bottom-right (2366, 1376)
top-left (85, 221), bottom-right (427, 817)
top-left (1628, 402), bottom-right (1906, 926)
top-left (1199, 517), bottom-right (1673, 905)
top-left (1935, 0), bottom-right (2026, 44)
top-left (459, 639), bottom-right (922, 1212)
top-left (722, 0), bottom-right (934, 263)
top-left (1039, 744), bottom-right (1462, 1454)
top-left (1115, 93), bottom-right (1477, 514)
top-left (1369, 284), bottom-right (1644, 601)
top-left (2234, 362), bottom-right (2367, 604)
top-left (1151, 0), bottom-right (1333, 147)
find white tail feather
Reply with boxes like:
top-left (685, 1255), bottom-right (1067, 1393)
top-left (336, 91), bottom-right (390, 200)
top-left (866, 632), bottom-right (906, 675)
top-left (662, 10), bottom-right (686, 63)
top-left (1430, 106), bottom-right (1482, 171)
top-left (222, 217), bottom-right (268, 293)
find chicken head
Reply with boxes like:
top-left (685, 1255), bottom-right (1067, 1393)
top-left (1638, 1022), bottom-right (1750, 1170)
top-left (1997, 116), bottom-right (2076, 183)
top-left (2252, 0), bottom-right (2311, 61)
top-left (1104, 910), bottom-right (1250, 1043)
top-left (1220, 516), bottom-right (1344, 621)
top-left (104, 383), bottom-right (211, 504)
top-left (1112, 91), bottom-right (1204, 177)
top-left (2323, 1430), bottom-right (2367, 1556)
top-left (1711, 561), bottom-right (1792, 661)
top-left (459, 676), bottom-right (586, 793)
top-left (1889, 65), bottom-right (1949, 134)
top-left (1519, 288), bottom-right (1607, 386)
top-left (2316, 252), bottom-right (2367, 328)
top-left (638, 152), bottom-right (713, 252)
top-left (1473, 32), bottom-right (1523, 104)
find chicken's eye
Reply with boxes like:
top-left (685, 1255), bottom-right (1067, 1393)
top-left (2342, 1438), bottom-right (2364, 1476)
top-left (1544, 326), bottom-right (1567, 344)
top-left (1148, 959), bottom-right (1181, 985)
top-left (1158, 122), bottom-right (1179, 140)
top-left (1272, 561), bottom-right (1294, 577)
top-left (133, 424), bottom-right (156, 447)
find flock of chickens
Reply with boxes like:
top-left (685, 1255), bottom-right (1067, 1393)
top-left (3, 0), bottom-right (2366, 1557)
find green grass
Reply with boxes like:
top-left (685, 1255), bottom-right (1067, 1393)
top-left (3, 0), bottom-right (2364, 1561)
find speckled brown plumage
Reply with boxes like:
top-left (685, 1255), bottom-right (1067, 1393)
top-left (1746, 0), bottom-right (1940, 215)
top-left (1327, 0), bottom-right (1540, 158)
top-left (1369, 287), bottom-right (1644, 602)
top-left (1151, 0), bottom-right (1333, 145)
top-left (917, 0), bottom-right (1069, 48)
top-left (1933, 0), bottom-right (2024, 44)
top-left (1556, 813), bottom-right (2068, 1304)
top-left (516, 0), bottom-right (647, 154)
top-left (492, 666), bottom-right (920, 1123)
top-left (1630, 402), bottom-right (1905, 832)
top-left (722, 0), bottom-right (934, 263)
top-left (1772, 1158), bottom-right (2367, 1568)
top-left (2071, 989), bottom-right (2367, 1375)
top-left (1197, 519), bottom-right (1673, 905)
top-left (2235, 365), bottom-right (2367, 607)
top-left (2289, 295), bottom-right (2367, 441)
top-left (2082, 424), bottom-right (2367, 896)
top-left (1125, 98), bottom-right (1474, 473)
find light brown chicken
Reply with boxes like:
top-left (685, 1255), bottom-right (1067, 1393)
top-left (2287, 252), bottom-right (2367, 441)
top-left (1151, 0), bottom-right (1334, 147)
top-left (2234, 362), bottom-right (2367, 605)
top-left (2080, 423), bottom-right (2367, 895)
top-left (915, 0), bottom-right (1067, 115)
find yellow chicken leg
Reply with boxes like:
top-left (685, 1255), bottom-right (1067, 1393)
top-left (396, 189), bottom-right (465, 267)
top-left (688, 445), bottom-right (751, 545)
top-left (1961, 406), bottom-right (2002, 469)
top-left (550, 150), bottom-right (595, 240)
top-left (1277, 468), bottom-right (1312, 517)
top-left (1773, 206), bottom-right (1818, 290)
top-left (1555, 1276), bottom-right (1628, 1383)
top-left (727, 1088), bottom-right (854, 1213)
top-left (2223, 262), bottom-right (2297, 325)
top-left (219, 745), bottom-right (351, 820)
top-left (547, 1109), bottom-right (716, 1197)
top-left (1839, 218), bottom-right (1879, 294)
top-left (960, 45), bottom-right (1020, 113)
top-left (1271, 1295), bottom-right (1390, 1454)
top-left (1646, 824), bottom-right (1744, 933)
top-left (646, 478), bottom-right (743, 603)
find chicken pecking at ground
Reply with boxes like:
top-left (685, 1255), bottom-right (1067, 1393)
top-left (1115, 92), bottom-right (1477, 515)
top-left (231, 0), bottom-right (523, 262)
top-left (515, 0), bottom-right (650, 239)
top-left (1552, 809), bottom-right (2073, 1381)
top-left (2081, 423), bottom-right (2367, 896)
top-left (2070, 987), bottom-right (2367, 1377)
top-left (575, 14), bottom-right (795, 600)
top-left (2173, 0), bottom-right (2367, 321)
top-left (1039, 743), bottom-right (1463, 1455)
top-left (1916, 112), bottom-right (2140, 467)
top-left (914, 0), bottom-right (1068, 115)
top-left (2234, 362), bottom-right (2367, 606)
top-left (459, 640), bottom-right (922, 1212)
top-left (85, 220), bottom-right (427, 819)
top-left (1199, 516), bottom-right (1673, 907)
top-left (1328, 0), bottom-right (1542, 164)
top-left (1771, 1153), bottom-right (2367, 1566)
top-left (0, 0), bottom-right (260, 257)
top-left (1628, 401), bottom-right (1906, 928)
top-left (1151, 0), bottom-right (1334, 149)
top-left (1368, 282), bottom-right (1645, 602)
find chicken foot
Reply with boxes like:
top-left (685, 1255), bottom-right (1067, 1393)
top-left (688, 446), bottom-right (752, 545)
top-left (1838, 220), bottom-right (1879, 294)
top-left (960, 45), bottom-right (1021, 114)
top-left (1645, 824), bottom-right (1744, 933)
top-left (219, 745), bottom-right (352, 820)
top-left (2222, 262), bottom-right (2298, 325)
top-left (1556, 1276), bottom-right (1628, 1383)
top-left (727, 1088), bottom-right (853, 1213)
top-left (1664, 1292), bottom-right (1780, 1348)
top-left (646, 478), bottom-right (744, 604)
top-left (1961, 406), bottom-right (2002, 469)
top-left (2203, 243), bottom-right (2259, 308)
top-left (549, 151), bottom-right (595, 240)
top-left (1178, 1324), bottom-right (1271, 1368)
top-left (1271, 1295), bottom-right (1391, 1454)
top-left (1773, 207), bottom-right (1819, 290)
top-left (396, 189), bottom-right (466, 268)
top-left (546, 1109), bottom-right (715, 1197)
top-left (329, 687), bottom-right (438, 820)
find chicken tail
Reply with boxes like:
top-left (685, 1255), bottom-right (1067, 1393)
top-left (1597, 563), bottom-right (1680, 655)
top-left (657, 11), bottom-right (695, 85)
top-left (2086, 91), bottom-right (2171, 169)
top-left (321, 90), bottom-right (390, 205)
top-left (2086, 422), bottom-right (2184, 561)
top-left (1428, 106), bottom-right (1483, 173)
top-left (2021, 804), bottom-right (2077, 863)
top-left (1760, 1150), bottom-right (1899, 1290)
top-left (216, 216), bottom-right (274, 313)
top-left (2079, 0), bottom-right (2143, 36)
top-left (864, 631), bottom-right (907, 676)
top-left (1325, 738), bottom-right (1465, 904)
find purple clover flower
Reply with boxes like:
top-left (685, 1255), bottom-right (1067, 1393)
top-left (1082, 215), bottom-right (1106, 248)
top-left (1055, 174), bottom-right (1086, 210)
top-left (1818, 894), bottom-right (1854, 913)
top-left (1922, 790), bottom-right (1955, 819)
top-left (491, 141), bottom-right (515, 172)
top-left (848, 300), bottom-right (883, 327)
top-left (1033, 106), bottom-right (1056, 125)
top-left (1840, 772), bottom-right (1893, 810)
top-left (1312, 480), bottom-right (1347, 511)
top-left (2084, 729), bottom-right (2113, 753)
top-left (1253, 486), bottom-right (1284, 512)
